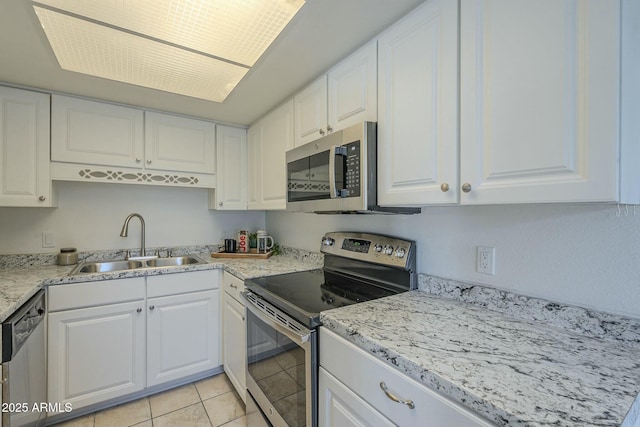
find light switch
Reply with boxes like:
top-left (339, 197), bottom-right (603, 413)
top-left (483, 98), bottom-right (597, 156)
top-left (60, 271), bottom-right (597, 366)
top-left (42, 232), bottom-right (55, 248)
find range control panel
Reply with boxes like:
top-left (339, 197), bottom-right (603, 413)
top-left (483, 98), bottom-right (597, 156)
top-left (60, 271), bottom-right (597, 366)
top-left (320, 232), bottom-right (415, 270)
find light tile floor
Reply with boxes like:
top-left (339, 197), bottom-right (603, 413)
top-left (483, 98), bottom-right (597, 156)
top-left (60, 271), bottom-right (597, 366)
top-left (52, 373), bottom-right (246, 427)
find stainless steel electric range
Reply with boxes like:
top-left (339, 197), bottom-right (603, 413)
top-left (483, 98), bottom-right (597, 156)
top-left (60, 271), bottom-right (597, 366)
top-left (242, 231), bottom-right (417, 427)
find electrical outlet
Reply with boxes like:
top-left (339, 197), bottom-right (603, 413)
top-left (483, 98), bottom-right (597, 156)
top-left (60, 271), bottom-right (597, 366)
top-left (476, 246), bottom-right (495, 275)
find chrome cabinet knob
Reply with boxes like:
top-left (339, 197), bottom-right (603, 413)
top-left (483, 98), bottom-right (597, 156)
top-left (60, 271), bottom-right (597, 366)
top-left (136, 158), bottom-right (142, 163)
top-left (440, 183), bottom-right (449, 192)
top-left (319, 129), bottom-right (325, 136)
top-left (219, 201), bottom-right (223, 206)
top-left (462, 183), bottom-right (472, 193)
top-left (149, 305), bottom-right (155, 310)
top-left (327, 125), bottom-right (333, 132)
top-left (146, 160), bottom-right (152, 165)
top-left (136, 308), bottom-right (142, 313)
top-left (38, 196), bottom-right (46, 201)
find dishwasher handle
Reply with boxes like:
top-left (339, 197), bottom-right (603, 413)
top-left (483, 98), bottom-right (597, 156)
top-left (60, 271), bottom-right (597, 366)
top-left (2, 290), bottom-right (46, 363)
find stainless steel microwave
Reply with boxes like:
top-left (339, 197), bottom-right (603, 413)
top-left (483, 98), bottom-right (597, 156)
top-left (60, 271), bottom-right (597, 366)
top-left (285, 122), bottom-right (420, 214)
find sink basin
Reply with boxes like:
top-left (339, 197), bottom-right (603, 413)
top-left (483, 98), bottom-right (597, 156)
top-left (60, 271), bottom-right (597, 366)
top-left (69, 255), bottom-right (206, 275)
top-left (145, 256), bottom-right (202, 267)
top-left (72, 260), bottom-right (144, 274)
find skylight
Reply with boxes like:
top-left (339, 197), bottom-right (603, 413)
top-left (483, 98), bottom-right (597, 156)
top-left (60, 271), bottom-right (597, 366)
top-left (32, 0), bottom-right (305, 102)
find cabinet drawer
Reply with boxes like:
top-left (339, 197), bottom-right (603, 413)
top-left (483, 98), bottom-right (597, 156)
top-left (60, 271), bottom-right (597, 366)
top-left (147, 270), bottom-right (219, 298)
top-left (49, 278), bottom-right (145, 312)
top-left (320, 328), bottom-right (494, 427)
top-left (223, 272), bottom-right (245, 303)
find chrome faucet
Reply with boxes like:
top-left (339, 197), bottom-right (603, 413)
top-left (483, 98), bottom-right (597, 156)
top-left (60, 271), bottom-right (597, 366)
top-left (120, 213), bottom-right (155, 260)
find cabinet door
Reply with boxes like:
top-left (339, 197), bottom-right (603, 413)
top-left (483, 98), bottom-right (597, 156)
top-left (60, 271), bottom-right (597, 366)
top-left (319, 367), bottom-right (395, 427)
top-left (247, 122), bottom-right (262, 209)
top-left (48, 300), bottom-right (146, 410)
top-left (223, 293), bottom-right (246, 403)
top-left (51, 95), bottom-right (144, 168)
top-left (260, 99), bottom-right (294, 209)
top-left (328, 41), bottom-right (378, 133)
top-left (145, 111), bottom-right (216, 174)
top-left (294, 76), bottom-right (328, 147)
top-left (215, 125), bottom-right (247, 210)
top-left (460, 0), bottom-right (620, 204)
top-left (320, 328), bottom-right (495, 427)
top-left (147, 290), bottom-right (220, 387)
top-left (0, 87), bottom-right (52, 207)
top-left (377, 0), bottom-right (459, 206)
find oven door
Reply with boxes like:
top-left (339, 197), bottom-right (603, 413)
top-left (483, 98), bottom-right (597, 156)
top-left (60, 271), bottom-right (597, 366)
top-left (243, 292), bottom-right (316, 427)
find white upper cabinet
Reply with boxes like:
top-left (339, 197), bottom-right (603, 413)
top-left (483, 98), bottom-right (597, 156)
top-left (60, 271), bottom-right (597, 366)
top-left (144, 111), bottom-right (216, 174)
top-left (51, 95), bottom-right (216, 187)
top-left (248, 99), bottom-right (294, 210)
top-left (247, 123), bottom-right (261, 208)
top-left (459, 0), bottom-right (630, 204)
top-left (212, 125), bottom-right (247, 210)
top-left (328, 40), bottom-right (378, 134)
top-left (294, 76), bottom-right (328, 147)
top-left (378, 0), bottom-right (638, 206)
top-left (377, 0), bottom-right (459, 206)
top-left (0, 86), bottom-right (54, 207)
top-left (294, 41), bottom-right (377, 147)
top-left (51, 94), bottom-right (144, 168)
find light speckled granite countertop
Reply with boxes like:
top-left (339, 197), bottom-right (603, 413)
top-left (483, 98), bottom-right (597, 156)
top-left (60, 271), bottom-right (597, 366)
top-left (0, 247), bottom-right (323, 323)
top-left (4, 249), bottom-right (640, 426)
top-left (320, 275), bottom-right (640, 427)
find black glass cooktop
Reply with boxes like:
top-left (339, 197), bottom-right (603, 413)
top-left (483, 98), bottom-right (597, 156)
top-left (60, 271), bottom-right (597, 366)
top-left (245, 269), bottom-right (400, 328)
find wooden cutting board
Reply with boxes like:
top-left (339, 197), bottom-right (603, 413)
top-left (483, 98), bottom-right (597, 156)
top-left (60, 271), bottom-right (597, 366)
top-left (211, 249), bottom-right (273, 259)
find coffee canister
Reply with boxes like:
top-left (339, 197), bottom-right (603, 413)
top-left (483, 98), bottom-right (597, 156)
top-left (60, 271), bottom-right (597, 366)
top-left (57, 247), bottom-right (78, 266)
top-left (237, 230), bottom-right (249, 253)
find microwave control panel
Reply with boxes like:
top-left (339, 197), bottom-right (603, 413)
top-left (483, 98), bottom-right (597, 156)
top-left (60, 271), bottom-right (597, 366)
top-left (344, 141), bottom-right (361, 198)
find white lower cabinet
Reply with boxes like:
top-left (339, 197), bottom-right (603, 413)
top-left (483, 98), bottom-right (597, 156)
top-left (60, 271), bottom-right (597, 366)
top-left (48, 278), bottom-right (146, 410)
top-left (48, 271), bottom-right (221, 412)
top-left (222, 272), bottom-right (246, 403)
top-left (319, 367), bottom-right (395, 427)
top-left (319, 328), bottom-right (495, 427)
top-left (147, 289), bottom-right (220, 387)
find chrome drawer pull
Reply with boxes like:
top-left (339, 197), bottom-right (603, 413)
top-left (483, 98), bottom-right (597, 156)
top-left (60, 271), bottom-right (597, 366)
top-left (379, 381), bottom-right (415, 409)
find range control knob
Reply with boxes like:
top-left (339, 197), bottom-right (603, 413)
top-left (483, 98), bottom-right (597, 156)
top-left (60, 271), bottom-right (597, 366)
top-left (395, 247), bottom-right (406, 258)
top-left (322, 237), bottom-right (335, 246)
top-left (383, 245), bottom-right (394, 255)
top-left (374, 243), bottom-right (383, 253)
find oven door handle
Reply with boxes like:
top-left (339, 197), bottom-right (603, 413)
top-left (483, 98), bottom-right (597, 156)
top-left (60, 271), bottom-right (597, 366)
top-left (329, 145), bottom-right (347, 199)
top-left (242, 292), bottom-right (312, 347)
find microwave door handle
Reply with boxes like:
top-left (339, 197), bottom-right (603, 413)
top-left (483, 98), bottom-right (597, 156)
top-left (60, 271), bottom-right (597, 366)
top-left (329, 145), bottom-right (346, 198)
top-left (329, 145), bottom-right (338, 198)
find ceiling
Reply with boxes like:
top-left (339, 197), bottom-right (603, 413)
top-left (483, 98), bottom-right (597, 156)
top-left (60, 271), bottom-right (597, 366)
top-left (0, 0), bottom-right (425, 126)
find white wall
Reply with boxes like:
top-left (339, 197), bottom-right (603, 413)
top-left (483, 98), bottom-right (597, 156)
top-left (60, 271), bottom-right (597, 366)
top-left (0, 181), bottom-right (265, 253)
top-left (266, 204), bottom-right (640, 318)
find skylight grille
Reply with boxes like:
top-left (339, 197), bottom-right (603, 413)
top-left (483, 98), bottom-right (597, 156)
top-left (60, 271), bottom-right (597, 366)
top-left (32, 0), bottom-right (305, 102)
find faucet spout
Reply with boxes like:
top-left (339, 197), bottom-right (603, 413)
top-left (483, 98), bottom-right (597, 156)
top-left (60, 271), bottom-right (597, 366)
top-left (120, 213), bottom-right (150, 260)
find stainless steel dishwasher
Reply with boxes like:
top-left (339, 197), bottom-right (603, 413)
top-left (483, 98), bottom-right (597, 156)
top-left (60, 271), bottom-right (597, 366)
top-left (2, 289), bottom-right (46, 427)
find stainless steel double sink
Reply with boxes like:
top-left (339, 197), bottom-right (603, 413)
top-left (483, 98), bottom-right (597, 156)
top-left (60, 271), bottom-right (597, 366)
top-left (69, 255), bottom-right (207, 275)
